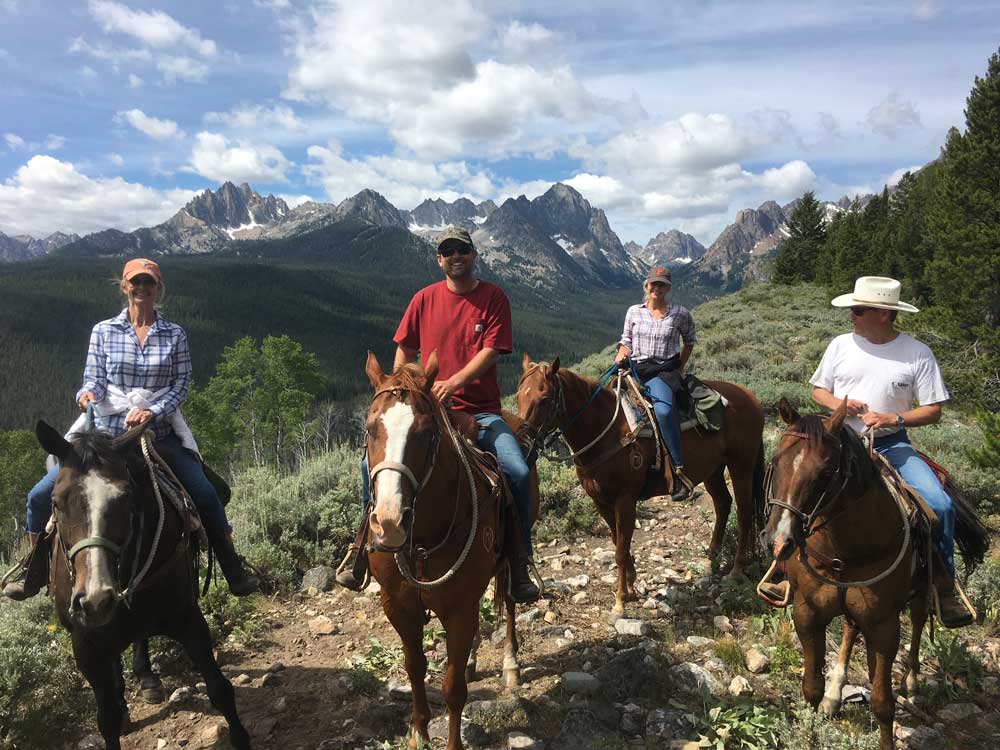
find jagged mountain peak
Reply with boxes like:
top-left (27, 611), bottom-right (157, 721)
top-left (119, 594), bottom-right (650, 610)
top-left (336, 189), bottom-right (405, 227)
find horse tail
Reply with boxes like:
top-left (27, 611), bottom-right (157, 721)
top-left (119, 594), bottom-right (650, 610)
top-left (493, 561), bottom-right (509, 628)
top-left (947, 476), bottom-right (990, 573)
top-left (752, 439), bottom-right (767, 538)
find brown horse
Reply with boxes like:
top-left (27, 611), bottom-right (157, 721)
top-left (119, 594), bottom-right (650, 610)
top-left (516, 356), bottom-right (767, 616)
top-left (763, 399), bottom-right (988, 750)
top-left (363, 353), bottom-right (538, 750)
top-left (35, 421), bottom-right (250, 750)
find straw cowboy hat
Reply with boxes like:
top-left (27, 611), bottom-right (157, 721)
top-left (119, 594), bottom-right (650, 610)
top-left (831, 276), bottom-right (919, 313)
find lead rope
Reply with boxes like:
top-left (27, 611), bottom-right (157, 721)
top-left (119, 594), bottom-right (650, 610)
top-left (394, 402), bottom-right (479, 589)
top-left (120, 433), bottom-right (165, 603)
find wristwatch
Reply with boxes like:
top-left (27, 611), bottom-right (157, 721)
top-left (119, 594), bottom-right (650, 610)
top-left (895, 413), bottom-right (905, 428)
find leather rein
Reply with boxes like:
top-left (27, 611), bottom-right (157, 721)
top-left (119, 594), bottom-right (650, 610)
top-left (766, 427), bottom-right (911, 589)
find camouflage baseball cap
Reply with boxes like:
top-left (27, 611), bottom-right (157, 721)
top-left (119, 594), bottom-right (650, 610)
top-left (436, 226), bottom-right (474, 251)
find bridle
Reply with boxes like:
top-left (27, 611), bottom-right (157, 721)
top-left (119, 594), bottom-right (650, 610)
top-left (367, 386), bottom-right (442, 554)
top-left (766, 425), bottom-right (911, 589)
top-left (366, 385), bottom-right (481, 589)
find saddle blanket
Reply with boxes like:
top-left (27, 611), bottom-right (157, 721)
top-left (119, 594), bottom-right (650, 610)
top-left (620, 372), bottom-right (728, 435)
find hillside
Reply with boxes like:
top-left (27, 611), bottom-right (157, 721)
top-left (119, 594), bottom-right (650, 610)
top-left (0, 255), bottom-right (717, 433)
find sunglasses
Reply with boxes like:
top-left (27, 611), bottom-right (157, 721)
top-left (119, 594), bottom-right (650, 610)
top-left (128, 276), bottom-right (157, 287)
top-left (438, 244), bottom-right (474, 258)
top-left (850, 306), bottom-right (872, 316)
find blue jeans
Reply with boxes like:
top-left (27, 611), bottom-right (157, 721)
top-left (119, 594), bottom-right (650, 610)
top-left (26, 432), bottom-right (231, 537)
top-left (641, 374), bottom-right (684, 468)
top-left (874, 430), bottom-right (955, 577)
top-left (361, 412), bottom-right (534, 554)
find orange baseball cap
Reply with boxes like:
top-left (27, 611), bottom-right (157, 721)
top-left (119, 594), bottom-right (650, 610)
top-left (122, 258), bottom-right (163, 285)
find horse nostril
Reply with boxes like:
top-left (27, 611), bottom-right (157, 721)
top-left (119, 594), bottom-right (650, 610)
top-left (370, 514), bottom-right (383, 537)
top-left (71, 591), bottom-right (85, 613)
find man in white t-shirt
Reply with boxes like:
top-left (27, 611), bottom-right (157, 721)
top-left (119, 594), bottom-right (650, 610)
top-left (807, 276), bottom-right (971, 627)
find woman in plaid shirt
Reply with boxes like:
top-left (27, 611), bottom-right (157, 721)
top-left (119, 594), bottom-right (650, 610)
top-left (4, 259), bottom-right (258, 600)
top-left (614, 266), bottom-right (697, 501)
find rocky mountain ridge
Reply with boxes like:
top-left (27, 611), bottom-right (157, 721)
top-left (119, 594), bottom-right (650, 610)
top-left (0, 230), bottom-right (79, 262)
top-left (629, 230), bottom-right (706, 268)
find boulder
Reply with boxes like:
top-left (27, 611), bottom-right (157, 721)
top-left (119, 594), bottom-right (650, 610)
top-left (308, 615), bottom-right (339, 636)
top-left (301, 565), bottom-right (336, 592)
top-left (667, 662), bottom-right (721, 695)
top-left (561, 671), bottom-right (601, 695)
top-left (745, 647), bottom-right (770, 674)
top-left (615, 619), bottom-right (651, 637)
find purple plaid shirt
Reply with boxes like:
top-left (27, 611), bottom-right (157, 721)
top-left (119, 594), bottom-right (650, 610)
top-left (76, 309), bottom-right (192, 440)
top-left (619, 302), bottom-right (697, 362)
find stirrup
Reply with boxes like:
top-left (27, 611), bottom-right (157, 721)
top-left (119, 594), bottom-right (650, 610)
top-left (756, 560), bottom-right (791, 607)
top-left (335, 544), bottom-right (370, 591)
top-left (933, 580), bottom-right (976, 628)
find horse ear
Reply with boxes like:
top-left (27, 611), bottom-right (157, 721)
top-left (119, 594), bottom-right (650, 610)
top-left (36, 421), bottom-right (72, 461)
top-left (423, 350), bottom-right (439, 387)
top-left (365, 351), bottom-right (386, 389)
top-left (826, 397), bottom-right (848, 432)
top-left (550, 356), bottom-right (560, 375)
top-left (777, 397), bottom-right (799, 425)
top-left (522, 353), bottom-right (533, 373)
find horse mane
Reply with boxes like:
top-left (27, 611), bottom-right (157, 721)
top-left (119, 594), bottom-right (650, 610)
top-left (789, 414), bottom-right (879, 485)
top-left (389, 363), bottom-right (433, 395)
top-left (68, 429), bottom-right (120, 472)
top-left (789, 414), bottom-right (827, 448)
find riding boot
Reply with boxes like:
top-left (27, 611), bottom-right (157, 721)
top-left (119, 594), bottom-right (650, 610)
top-left (670, 467), bottom-right (695, 502)
top-left (933, 567), bottom-right (975, 629)
top-left (503, 503), bottom-right (539, 604)
top-left (2, 532), bottom-right (49, 601)
top-left (210, 530), bottom-right (259, 597)
top-left (335, 512), bottom-right (371, 591)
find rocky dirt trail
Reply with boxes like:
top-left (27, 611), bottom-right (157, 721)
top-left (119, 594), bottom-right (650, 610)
top-left (99, 491), bottom-right (1000, 750)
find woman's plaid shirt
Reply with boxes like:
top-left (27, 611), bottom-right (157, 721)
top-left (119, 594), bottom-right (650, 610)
top-left (76, 310), bottom-right (192, 440)
top-left (619, 302), bottom-right (697, 362)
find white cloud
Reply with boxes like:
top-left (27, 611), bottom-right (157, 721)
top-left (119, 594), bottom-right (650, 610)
top-left (563, 173), bottom-right (630, 210)
top-left (884, 164), bottom-right (923, 187)
top-left (68, 36), bottom-right (152, 71)
top-left (500, 21), bottom-right (558, 58)
top-left (109, 153), bottom-right (124, 166)
top-left (4, 133), bottom-right (27, 150)
top-left (915, 1), bottom-right (936, 20)
top-left (276, 193), bottom-right (315, 207)
top-left (157, 56), bottom-right (210, 83)
top-left (204, 104), bottom-right (306, 132)
top-left (44, 135), bottom-right (67, 151)
top-left (285, 0), bottom-right (625, 159)
top-left (119, 109), bottom-right (184, 141)
top-left (0, 155), bottom-right (197, 236)
top-left (81, 65), bottom-right (99, 78)
top-left (254, 0), bottom-right (290, 8)
top-left (88, 1), bottom-right (217, 57)
top-left (0, 0), bottom-right (17, 14)
top-left (304, 140), bottom-right (495, 208)
top-left (127, 73), bottom-right (143, 88)
top-left (187, 132), bottom-right (293, 184)
top-left (866, 92), bottom-right (922, 138)
top-left (757, 160), bottom-right (817, 198)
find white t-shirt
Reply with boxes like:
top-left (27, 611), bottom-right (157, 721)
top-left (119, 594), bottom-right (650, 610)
top-left (809, 332), bottom-right (949, 436)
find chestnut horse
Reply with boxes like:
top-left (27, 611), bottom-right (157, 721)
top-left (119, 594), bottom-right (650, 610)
top-left (363, 353), bottom-right (538, 750)
top-left (35, 421), bottom-right (250, 750)
top-left (517, 356), bottom-right (766, 616)
top-left (763, 399), bottom-right (987, 750)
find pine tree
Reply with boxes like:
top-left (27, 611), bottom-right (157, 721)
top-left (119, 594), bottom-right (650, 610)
top-left (773, 191), bottom-right (827, 284)
top-left (926, 48), bottom-right (1000, 408)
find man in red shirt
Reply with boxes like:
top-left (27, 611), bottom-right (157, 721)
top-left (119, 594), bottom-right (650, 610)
top-left (337, 227), bottom-right (539, 603)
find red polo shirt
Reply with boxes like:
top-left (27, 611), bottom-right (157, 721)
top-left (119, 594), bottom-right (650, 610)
top-left (394, 280), bottom-right (513, 414)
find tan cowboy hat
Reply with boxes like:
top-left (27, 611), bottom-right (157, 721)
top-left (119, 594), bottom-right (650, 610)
top-left (831, 276), bottom-right (919, 313)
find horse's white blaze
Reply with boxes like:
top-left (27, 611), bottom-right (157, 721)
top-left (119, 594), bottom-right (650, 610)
top-left (791, 452), bottom-right (804, 481)
top-left (373, 401), bottom-right (415, 537)
top-left (81, 472), bottom-right (122, 596)
top-left (775, 508), bottom-right (795, 543)
top-left (823, 661), bottom-right (848, 704)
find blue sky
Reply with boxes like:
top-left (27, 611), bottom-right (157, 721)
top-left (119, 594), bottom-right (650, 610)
top-left (1, 0), bottom-right (998, 244)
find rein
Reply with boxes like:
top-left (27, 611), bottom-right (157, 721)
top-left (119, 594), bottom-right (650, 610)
top-left (766, 426), bottom-right (912, 589)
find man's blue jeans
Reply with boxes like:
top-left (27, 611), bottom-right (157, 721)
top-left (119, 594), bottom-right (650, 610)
top-left (26, 432), bottom-right (231, 537)
top-left (361, 411), bottom-right (533, 555)
top-left (641, 374), bottom-right (684, 469)
top-left (874, 430), bottom-right (955, 577)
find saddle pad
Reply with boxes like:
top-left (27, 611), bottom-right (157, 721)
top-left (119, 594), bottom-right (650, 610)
top-left (620, 373), bottom-right (727, 434)
top-left (872, 451), bottom-right (938, 529)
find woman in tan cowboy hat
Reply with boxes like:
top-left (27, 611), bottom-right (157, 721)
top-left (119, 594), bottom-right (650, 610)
top-left (808, 275), bottom-right (971, 627)
top-left (4, 258), bottom-right (258, 600)
top-left (614, 266), bottom-right (697, 500)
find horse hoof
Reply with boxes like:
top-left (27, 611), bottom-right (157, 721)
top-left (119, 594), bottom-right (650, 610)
top-left (820, 698), bottom-right (840, 717)
top-left (504, 667), bottom-right (521, 691)
top-left (140, 685), bottom-right (165, 704)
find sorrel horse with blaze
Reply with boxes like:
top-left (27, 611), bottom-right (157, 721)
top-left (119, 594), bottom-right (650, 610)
top-left (363, 353), bottom-right (537, 750)
top-left (517, 356), bottom-right (766, 616)
top-left (763, 399), bottom-right (987, 750)
top-left (35, 421), bottom-right (251, 750)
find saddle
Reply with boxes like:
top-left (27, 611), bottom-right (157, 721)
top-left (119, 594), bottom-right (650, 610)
top-left (620, 371), bottom-right (726, 436)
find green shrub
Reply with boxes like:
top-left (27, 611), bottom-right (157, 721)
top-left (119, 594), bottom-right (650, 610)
top-left (695, 698), bottom-right (783, 750)
top-left (227, 444), bottom-right (364, 589)
top-left (0, 599), bottom-right (95, 749)
top-left (535, 458), bottom-right (599, 542)
top-left (967, 557), bottom-right (1000, 632)
top-left (775, 705), bottom-right (880, 750)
